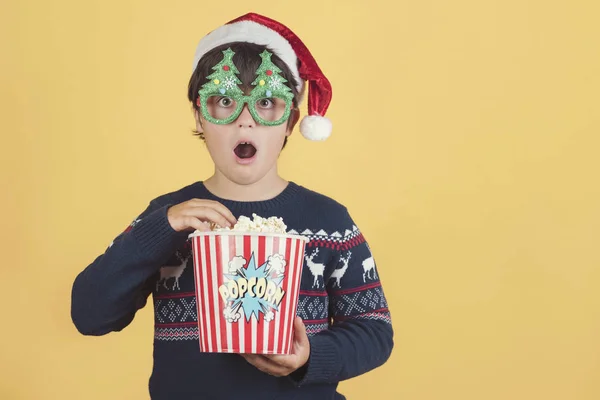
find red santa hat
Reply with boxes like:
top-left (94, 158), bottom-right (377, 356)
top-left (192, 13), bottom-right (333, 141)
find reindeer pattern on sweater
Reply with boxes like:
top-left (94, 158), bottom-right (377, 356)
top-left (152, 223), bottom-right (389, 341)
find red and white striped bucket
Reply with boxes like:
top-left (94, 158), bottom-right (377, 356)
top-left (189, 231), bottom-right (307, 355)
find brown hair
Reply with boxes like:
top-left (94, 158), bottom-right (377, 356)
top-left (187, 42), bottom-right (300, 148)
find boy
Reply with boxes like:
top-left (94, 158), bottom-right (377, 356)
top-left (71, 12), bottom-right (393, 399)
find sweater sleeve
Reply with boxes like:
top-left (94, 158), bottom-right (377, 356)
top-left (70, 196), bottom-right (189, 336)
top-left (290, 208), bottom-right (394, 386)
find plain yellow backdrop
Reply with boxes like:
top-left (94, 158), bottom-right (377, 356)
top-left (2, 0), bottom-right (599, 399)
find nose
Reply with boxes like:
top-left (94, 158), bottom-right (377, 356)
top-left (237, 104), bottom-right (255, 129)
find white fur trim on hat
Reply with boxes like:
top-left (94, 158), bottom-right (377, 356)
top-left (299, 115), bottom-right (332, 141)
top-left (192, 20), bottom-right (305, 98)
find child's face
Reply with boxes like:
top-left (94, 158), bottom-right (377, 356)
top-left (195, 105), bottom-right (299, 186)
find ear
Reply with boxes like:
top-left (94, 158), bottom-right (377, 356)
top-left (194, 109), bottom-right (204, 134)
top-left (286, 108), bottom-right (300, 137)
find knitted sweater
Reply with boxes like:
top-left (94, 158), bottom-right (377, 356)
top-left (71, 181), bottom-right (393, 399)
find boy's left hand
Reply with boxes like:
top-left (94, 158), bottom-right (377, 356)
top-left (242, 316), bottom-right (310, 377)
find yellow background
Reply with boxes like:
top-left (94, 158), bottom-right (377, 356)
top-left (1, 0), bottom-right (599, 398)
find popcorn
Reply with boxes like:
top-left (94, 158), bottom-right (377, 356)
top-left (223, 306), bottom-right (242, 323)
top-left (214, 213), bottom-right (287, 234)
top-left (227, 255), bottom-right (247, 275)
top-left (265, 254), bottom-right (287, 277)
top-left (264, 310), bottom-right (275, 322)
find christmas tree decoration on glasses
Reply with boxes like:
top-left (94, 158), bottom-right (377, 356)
top-left (192, 12), bottom-right (334, 140)
top-left (197, 48), bottom-right (294, 126)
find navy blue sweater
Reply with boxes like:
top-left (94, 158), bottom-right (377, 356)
top-left (71, 181), bottom-right (393, 399)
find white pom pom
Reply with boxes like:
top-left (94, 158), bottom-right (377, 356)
top-left (299, 115), bottom-right (332, 141)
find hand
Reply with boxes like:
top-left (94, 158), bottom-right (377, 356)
top-left (242, 316), bottom-right (310, 377)
top-left (167, 199), bottom-right (236, 232)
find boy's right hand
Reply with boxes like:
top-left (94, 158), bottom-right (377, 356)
top-left (167, 199), bottom-right (237, 232)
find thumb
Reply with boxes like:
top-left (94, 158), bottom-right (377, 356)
top-left (294, 316), bottom-right (308, 344)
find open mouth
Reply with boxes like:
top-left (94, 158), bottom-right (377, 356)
top-left (234, 141), bottom-right (257, 159)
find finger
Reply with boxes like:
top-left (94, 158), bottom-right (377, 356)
top-left (185, 207), bottom-right (233, 229)
top-left (191, 200), bottom-right (237, 226)
top-left (262, 318), bottom-right (308, 366)
top-left (242, 354), bottom-right (289, 376)
top-left (249, 354), bottom-right (290, 376)
top-left (293, 316), bottom-right (309, 346)
top-left (198, 205), bottom-right (236, 228)
top-left (184, 217), bottom-right (211, 232)
top-left (262, 353), bottom-right (294, 368)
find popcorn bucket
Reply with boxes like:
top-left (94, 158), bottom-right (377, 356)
top-left (189, 231), bottom-right (308, 355)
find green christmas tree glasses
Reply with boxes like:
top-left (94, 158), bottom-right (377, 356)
top-left (197, 48), bottom-right (295, 126)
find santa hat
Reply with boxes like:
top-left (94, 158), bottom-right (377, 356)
top-left (192, 13), bottom-right (333, 141)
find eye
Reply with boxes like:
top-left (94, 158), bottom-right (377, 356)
top-left (218, 97), bottom-right (233, 107)
top-left (257, 98), bottom-right (274, 109)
